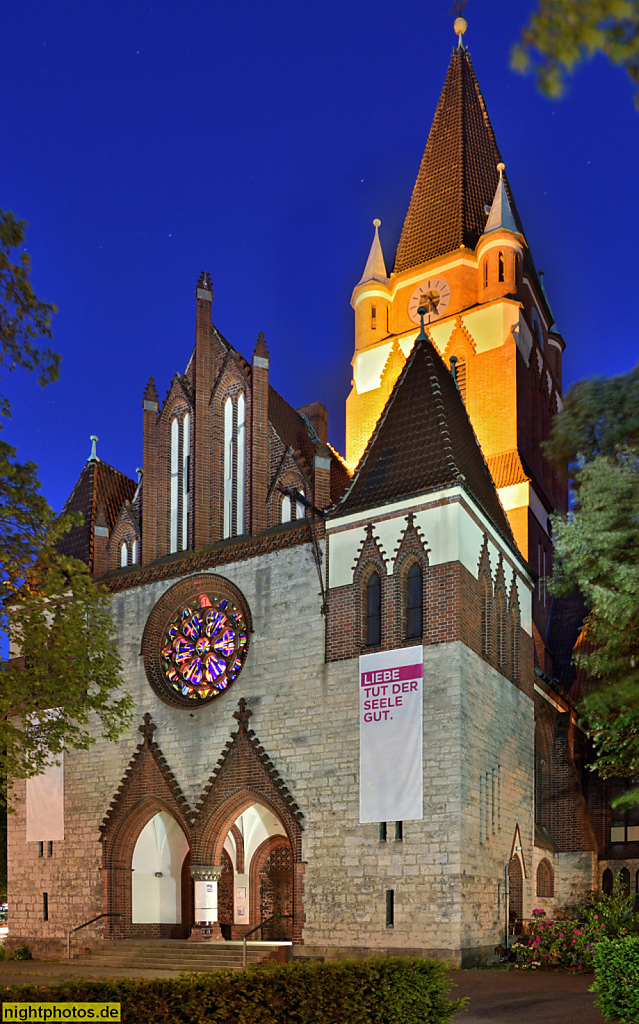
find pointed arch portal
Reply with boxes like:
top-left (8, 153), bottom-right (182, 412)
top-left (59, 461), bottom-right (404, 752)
top-left (100, 702), bottom-right (304, 941)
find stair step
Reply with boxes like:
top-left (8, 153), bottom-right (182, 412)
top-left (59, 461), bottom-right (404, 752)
top-left (68, 939), bottom-right (287, 974)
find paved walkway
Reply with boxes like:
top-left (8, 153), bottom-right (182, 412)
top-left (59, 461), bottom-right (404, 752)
top-left (0, 960), bottom-right (183, 987)
top-left (449, 969), bottom-right (606, 1024)
top-left (0, 961), bottom-right (607, 1023)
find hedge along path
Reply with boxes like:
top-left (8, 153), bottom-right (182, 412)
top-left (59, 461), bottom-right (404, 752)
top-left (0, 958), bottom-right (466, 1024)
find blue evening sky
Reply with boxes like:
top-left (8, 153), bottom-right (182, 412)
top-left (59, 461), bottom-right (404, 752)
top-left (2, 1), bottom-right (638, 510)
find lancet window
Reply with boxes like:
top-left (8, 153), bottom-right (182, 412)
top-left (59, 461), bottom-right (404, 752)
top-left (366, 571), bottom-right (381, 646)
top-left (222, 393), bottom-right (246, 540)
top-left (405, 562), bottom-right (423, 640)
top-left (170, 411), bottom-right (191, 553)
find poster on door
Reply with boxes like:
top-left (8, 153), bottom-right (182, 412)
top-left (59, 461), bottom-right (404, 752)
top-left (359, 645), bottom-right (423, 824)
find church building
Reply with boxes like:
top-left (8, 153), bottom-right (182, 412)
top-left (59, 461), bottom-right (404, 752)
top-left (8, 24), bottom-right (636, 967)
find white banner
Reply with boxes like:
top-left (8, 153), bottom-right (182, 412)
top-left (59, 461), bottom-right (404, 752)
top-left (26, 754), bottom-right (64, 842)
top-left (359, 646), bottom-right (423, 824)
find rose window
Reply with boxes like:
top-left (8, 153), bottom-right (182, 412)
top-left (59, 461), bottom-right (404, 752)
top-left (161, 592), bottom-right (248, 701)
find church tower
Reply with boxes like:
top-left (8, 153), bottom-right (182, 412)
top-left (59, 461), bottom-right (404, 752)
top-left (345, 27), bottom-right (566, 640)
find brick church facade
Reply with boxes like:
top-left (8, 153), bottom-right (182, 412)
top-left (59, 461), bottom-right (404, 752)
top-left (8, 34), bottom-right (637, 966)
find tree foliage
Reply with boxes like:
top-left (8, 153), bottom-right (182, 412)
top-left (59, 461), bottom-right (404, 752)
top-left (512, 0), bottom-right (639, 108)
top-left (0, 211), bottom-right (59, 419)
top-left (0, 211), bottom-right (133, 804)
top-left (547, 366), bottom-right (639, 785)
top-left (0, 494), bottom-right (133, 802)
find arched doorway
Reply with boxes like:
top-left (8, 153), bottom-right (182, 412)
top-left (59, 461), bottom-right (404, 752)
top-left (131, 811), bottom-right (190, 932)
top-left (258, 841), bottom-right (294, 940)
top-left (508, 856), bottom-right (523, 935)
top-left (199, 800), bottom-right (294, 940)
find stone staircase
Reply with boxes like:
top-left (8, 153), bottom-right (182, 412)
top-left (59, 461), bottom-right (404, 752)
top-left (71, 938), bottom-right (291, 973)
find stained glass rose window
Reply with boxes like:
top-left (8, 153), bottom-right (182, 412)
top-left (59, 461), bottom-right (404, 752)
top-left (143, 576), bottom-right (251, 708)
top-left (162, 593), bottom-right (248, 701)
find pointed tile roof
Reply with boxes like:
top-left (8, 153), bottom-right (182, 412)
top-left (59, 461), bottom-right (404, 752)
top-left (334, 331), bottom-right (515, 545)
top-left (484, 164), bottom-right (519, 234)
top-left (393, 48), bottom-right (526, 273)
top-left (57, 458), bottom-right (136, 571)
top-left (356, 219), bottom-right (388, 287)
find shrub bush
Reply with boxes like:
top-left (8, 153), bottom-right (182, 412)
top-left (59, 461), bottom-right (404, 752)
top-left (592, 937), bottom-right (639, 1023)
top-left (512, 878), bottom-right (639, 973)
top-left (0, 957), bottom-right (466, 1024)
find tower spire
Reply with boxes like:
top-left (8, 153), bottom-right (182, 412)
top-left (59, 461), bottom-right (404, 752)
top-left (356, 219), bottom-right (388, 287)
top-left (393, 47), bottom-right (525, 274)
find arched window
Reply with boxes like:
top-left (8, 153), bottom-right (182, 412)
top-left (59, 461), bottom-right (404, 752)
top-left (536, 859), bottom-right (554, 898)
top-left (281, 495), bottom-right (291, 523)
top-left (498, 251), bottom-right (505, 283)
top-left (182, 413), bottom-right (190, 550)
top-left (406, 563), bottom-right (423, 639)
top-left (130, 538), bottom-right (138, 565)
top-left (170, 417), bottom-right (180, 552)
top-left (223, 397), bottom-right (233, 539)
top-left (371, 304), bottom-right (377, 330)
top-left (483, 260), bottom-right (488, 288)
top-left (236, 394), bottom-right (245, 535)
top-left (620, 867), bottom-right (631, 896)
top-left (295, 488), bottom-right (306, 520)
top-left (455, 357), bottom-right (467, 403)
top-left (602, 868), bottom-right (613, 894)
top-left (169, 412), bottom-right (190, 554)
top-left (366, 572), bottom-right (381, 646)
top-left (120, 541), bottom-right (128, 568)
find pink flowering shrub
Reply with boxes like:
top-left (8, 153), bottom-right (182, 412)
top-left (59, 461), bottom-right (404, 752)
top-left (512, 877), bottom-right (639, 973)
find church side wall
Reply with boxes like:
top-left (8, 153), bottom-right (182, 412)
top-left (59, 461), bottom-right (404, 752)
top-left (458, 643), bottom-right (534, 961)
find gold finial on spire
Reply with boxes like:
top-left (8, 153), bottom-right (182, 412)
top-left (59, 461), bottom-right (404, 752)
top-left (497, 161), bottom-right (505, 177)
top-left (373, 218), bottom-right (381, 228)
top-left (454, 16), bottom-right (468, 47)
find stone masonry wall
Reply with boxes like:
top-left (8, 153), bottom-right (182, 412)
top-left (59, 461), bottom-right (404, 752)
top-left (9, 542), bottom-right (535, 962)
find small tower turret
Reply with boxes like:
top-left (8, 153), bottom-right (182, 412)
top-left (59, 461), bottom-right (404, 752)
top-left (351, 219), bottom-right (391, 353)
top-left (477, 163), bottom-right (525, 304)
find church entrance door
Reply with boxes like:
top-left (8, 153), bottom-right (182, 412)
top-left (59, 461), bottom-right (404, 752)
top-left (259, 842), bottom-right (294, 940)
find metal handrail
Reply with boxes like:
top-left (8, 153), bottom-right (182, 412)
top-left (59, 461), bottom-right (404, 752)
top-left (242, 914), bottom-right (293, 967)
top-left (67, 912), bottom-right (121, 959)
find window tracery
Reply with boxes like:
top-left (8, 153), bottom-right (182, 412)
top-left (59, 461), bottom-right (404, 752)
top-left (143, 578), bottom-right (251, 709)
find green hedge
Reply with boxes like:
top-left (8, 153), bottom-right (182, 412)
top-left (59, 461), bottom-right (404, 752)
top-left (0, 957), bottom-right (466, 1024)
top-left (592, 937), bottom-right (639, 1023)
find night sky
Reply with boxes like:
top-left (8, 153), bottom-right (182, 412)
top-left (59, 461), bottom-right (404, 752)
top-left (3, 1), bottom-right (638, 512)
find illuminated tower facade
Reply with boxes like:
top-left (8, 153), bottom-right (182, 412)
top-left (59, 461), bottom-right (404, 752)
top-left (345, 39), bottom-right (566, 641)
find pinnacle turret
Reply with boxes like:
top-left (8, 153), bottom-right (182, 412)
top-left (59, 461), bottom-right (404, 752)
top-left (484, 163), bottom-right (519, 235)
top-left (356, 219), bottom-right (388, 287)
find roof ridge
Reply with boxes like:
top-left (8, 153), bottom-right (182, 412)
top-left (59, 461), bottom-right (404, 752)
top-left (423, 341), bottom-right (463, 484)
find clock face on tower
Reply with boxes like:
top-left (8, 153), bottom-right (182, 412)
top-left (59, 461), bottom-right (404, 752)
top-left (408, 278), bottom-right (451, 324)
